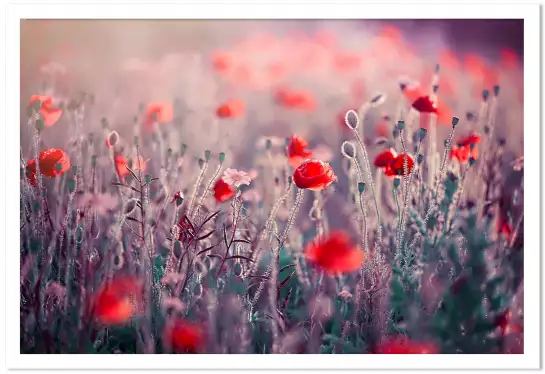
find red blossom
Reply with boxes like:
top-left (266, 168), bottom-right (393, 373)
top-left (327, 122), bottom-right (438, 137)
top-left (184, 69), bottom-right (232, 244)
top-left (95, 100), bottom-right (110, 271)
top-left (216, 99), bottom-right (245, 118)
top-left (287, 135), bottom-right (313, 168)
top-left (374, 148), bottom-right (397, 168)
top-left (26, 148), bottom-right (71, 186)
top-left (375, 337), bottom-right (439, 354)
top-left (304, 231), bottom-right (365, 274)
top-left (92, 276), bottom-right (143, 326)
top-left (412, 95), bottom-right (438, 114)
top-left (213, 178), bottom-right (236, 203)
top-left (114, 154), bottom-right (146, 181)
top-left (29, 95), bottom-right (63, 127)
top-left (142, 102), bottom-right (174, 131)
top-left (293, 159), bottom-right (336, 191)
top-left (165, 319), bottom-right (204, 353)
top-left (390, 153), bottom-right (415, 176)
top-left (275, 88), bottom-right (316, 111)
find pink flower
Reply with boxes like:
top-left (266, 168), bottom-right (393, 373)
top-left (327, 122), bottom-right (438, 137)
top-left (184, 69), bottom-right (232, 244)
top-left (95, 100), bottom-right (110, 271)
top-left (222, 168), bottom-right (252, 188)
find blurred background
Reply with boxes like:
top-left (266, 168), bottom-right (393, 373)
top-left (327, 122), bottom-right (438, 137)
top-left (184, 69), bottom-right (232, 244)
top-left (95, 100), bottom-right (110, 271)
top-left (20, 19), bottom-right (524, 169)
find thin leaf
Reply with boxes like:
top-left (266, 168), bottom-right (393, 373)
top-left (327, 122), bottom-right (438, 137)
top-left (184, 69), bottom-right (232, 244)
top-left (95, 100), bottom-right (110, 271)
top-left (279, 264), bottom-right (295, 274)
top-left (222, 224), bottom-right (229, 249)
top-left (125, 166), bottom-right (140, 182)
top-left (281, 287), bottom-right (293, 311)
top-left (196, 243), bottom-right (219, 256)
top-left (225, 255), bottom-right (254, 263)
top-left (111, 182), bottom-right (141, 193)
top-left (247, 274), bottom-right (271, 281)
top-left (201, 210), bottom-right (220, 227)
top-left (125, 216), bottom-right (142, 224)
top-left (279, 271), bottom-right (296, 288)
top-left (196, 230), bottom-right (215, 241)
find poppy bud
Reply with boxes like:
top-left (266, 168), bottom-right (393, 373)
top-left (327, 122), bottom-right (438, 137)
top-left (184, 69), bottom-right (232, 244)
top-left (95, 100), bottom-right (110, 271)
top-left (287, 176), bottom-right (293, 185)
top-left (397, 120), bottom-right (405, 130)
top-left (451, 117), bottom-right (460, 128)
top-left (482, 89), bottom-right (490, 102)
top-left (369, 93), bottom-right (386, 107)
top-left (393, 178), bottom-right (401, 189)
top-left (181, 143), bottom-right (188, 156)
top-left (469, 157), bottom-right (476, 166)
top-left (107, 131), bottom-right (119, 147)
top-left (498, 138), bottom-right (506, 146)
top-left (67, 179), bottom-right (76, 193)
top-left (265, 139), bottom-right (272, 150)
top-left (198, 158), bottom-right (205, 169)
top-left (31, 99), bottom-right (42, 111)
top-left (466, 112), bottom-right (475, 121)
top-left (435, 64), bottom-right (440, 73)
top-left (358, 182), bottom-right (366, 194)
top-left (219, 152), bottom-right (226, 163)
top-left (341, 141), bottom-right (356, 159)
top-left (419, 128), bottom-right (427, 140)
top-left (493, 85), bottom-right (501, 96)
top-left (432, 85), bottom-right (439, 94)
top-left (176, 197), bottom-right (184, 206)
top-left (204, 150), bottom-right (211, 161)
top-left (145, 175), bottom-right (152, 184)
top-left (344, 109), bottom-right (359, 130)
top-left (392, 128), bottom-right (399, 139)
top-left (417, 154), bottom-right (424, 164)
top-left (167, 148), bottom-right (173, 157)
top-left (124, 198), bottom-right (138, 215)
top-left (484, 125), bottom-right (490, 134)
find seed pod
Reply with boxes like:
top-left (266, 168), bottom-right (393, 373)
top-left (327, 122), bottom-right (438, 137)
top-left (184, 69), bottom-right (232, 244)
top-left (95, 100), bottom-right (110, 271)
top-left (341, 141), bottom-right (357, 159)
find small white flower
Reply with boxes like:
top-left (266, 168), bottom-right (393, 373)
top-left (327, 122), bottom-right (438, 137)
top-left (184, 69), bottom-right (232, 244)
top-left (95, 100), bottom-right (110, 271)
top-left (222, 168), bottom-right (252, 188)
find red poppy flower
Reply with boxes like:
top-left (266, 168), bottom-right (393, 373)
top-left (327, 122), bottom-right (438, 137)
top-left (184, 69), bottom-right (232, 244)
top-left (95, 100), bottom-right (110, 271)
top-left (458, 133), bottom-right (482, 147)
top-left (497, 213), bottom-right (513, 242)
top-left (92, 276), bottom-right (143, 326)
top-left (293, 159), bottom-right (336, 191)
top-left (164, 319), bottom-right (204, 353)
top-left (216, 99), bottom-right (245, 118)
top-left (142, 102), bottom-right (174, 131)
top-left (287, 135), bottom-right (313, 168)
top-left (304, 231), bottom-right (365, 274)
top-left (374, 148), bottom-right (397, 168)
top-left (213, 178), bottom-right (236, 203)
top-left (29, 95), bottom-right (63, 127)
top-left (275, 88), bottom-right (316, 111)
top-left (390, 153), bottom-right (415, 176)
top-left (412, 96), bottom-right (438, 114)
top-left (376, 120), bottom-right (390, 138)
top-left (115, 154), bottom-right (146, 181)
top-left (26, 148), bottom-right (71, 186)
top-left (494, 310), bottom-right (521, 336)
top-left (375, 337), bottom-right (439, 354)
top-left (333, 52), bottom-right (362, 72)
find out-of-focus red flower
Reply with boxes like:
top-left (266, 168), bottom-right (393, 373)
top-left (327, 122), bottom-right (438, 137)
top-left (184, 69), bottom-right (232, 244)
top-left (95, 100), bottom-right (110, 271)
top-left (500, 48), bottom-right (519, 70)
top-left (304, 230), bottom-right (365, 275)
top-left (216, 99), bottom-right (245, 118)
top-left (211, 51), bottom-right (232, 73)
top-left (450, 133), bottom-right (481, 164)
top-left (115, 154), bottom-right (146, 181)
top-left (92, 275), bottom-right (143, 326)
top-left (464, 54), bottom-right (498, 87)
top-left (143, 102), bottom-right (173, 130)
top-left (293, 159), bottom-right (336, 191)
top-left (275, 88), bottom-right (316, 111)
top-left (497, 213), bottom-right (513, 242)
top-left (29, 95), bottom-right (63, 127)
top-left (287, 135), bottom-right (313, 168)
top-left (439, 49), bottom-right (460, 72)
top-left (333, 52), bottom-right (362, 72)
top-left (391, 153), bottom-right (415, 176)
top-left (376, 119), bottom-right (390, 138)
top-left (213, 178), bottom-right (236, 203)
top-left (374, 148), bottom-right (397, 168)
top-left (164, 319), bottom-right (204, 353)
top-left (412, 95), bottom-right (438, 114)
top-left (26, 148), bottom-right (71, 186)
top-left (375, 337), bottom-right (439, 354)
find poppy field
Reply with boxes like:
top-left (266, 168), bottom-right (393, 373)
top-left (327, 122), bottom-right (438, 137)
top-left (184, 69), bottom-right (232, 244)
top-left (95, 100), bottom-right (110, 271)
top-left (19, 20), bottom-right (524, 355)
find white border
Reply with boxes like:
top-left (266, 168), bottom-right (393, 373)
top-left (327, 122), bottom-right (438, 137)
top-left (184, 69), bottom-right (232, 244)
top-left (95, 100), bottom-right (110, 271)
top-left (5, 1), bottom-right (541, 370)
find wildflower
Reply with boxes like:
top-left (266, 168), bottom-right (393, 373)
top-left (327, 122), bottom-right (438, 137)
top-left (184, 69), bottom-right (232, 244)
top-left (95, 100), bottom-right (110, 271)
top-left (216, 99), bottom-right (245, 118)
top-left (29, 95), bottom-right (63, 127)
top-left (304, 231), bottom-right (365, 274)
top-left (450, 133), bottom-right (481, 164)
top-left (213, 178), bottom-right (236, 203)
top-left (390, 153), bottom-right (415, 176)
top-left (222, 169), bottom-right (252, 188)
top-left (142, 102), bottom-right (174, 130)
top-left (26, 148), bottom-right (71, 186)
top-left (375, 337), bottom-right (439, 354)
top-left (293, 159), bottom-right (336, 191)
top-left (172, 191), bottom-right (184, 204)
top-left (114, 154), bottom-right (146, 181)
top-left (275, 88), bottom-right (316, 111)
top-left (412, 95), bottom-right (438, 114)
top-left (374, 148), bottom-right (397, 168)
top-left (333, 51), bottom-right (362, 72)
top-left (164, 319), bottom-right (205, 353)
top-left (287, 135), bottom-right (313, 168)
top-left (92, 275), bottom-right (143, 326)
top-left (494, 310), bottom-right (521, 337)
